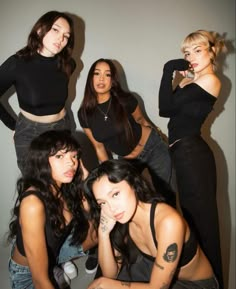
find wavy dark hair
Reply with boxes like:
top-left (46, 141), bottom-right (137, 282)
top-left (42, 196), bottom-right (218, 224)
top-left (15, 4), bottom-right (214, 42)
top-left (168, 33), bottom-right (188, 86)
top-left (16, 11), bottom-right (75, 77)
top-left (8, 130), bottom-right (89, 246)
top-left (84, 159), bottom-right (165, 268)
top-left (78, 58), bottom-right (135, 149)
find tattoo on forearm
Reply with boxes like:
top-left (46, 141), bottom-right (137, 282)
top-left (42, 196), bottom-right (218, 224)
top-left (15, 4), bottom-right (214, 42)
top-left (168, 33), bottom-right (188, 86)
top-left (154, 260), bottom-right (164, 270)
top-left (121, 281), bottom-right (131, 287)
top-left (170, 269), bottom-right (176, 278)
top-left (160, 283), bottom-right (169, 289)
top-left (163, 243), bottom-right (178, 262)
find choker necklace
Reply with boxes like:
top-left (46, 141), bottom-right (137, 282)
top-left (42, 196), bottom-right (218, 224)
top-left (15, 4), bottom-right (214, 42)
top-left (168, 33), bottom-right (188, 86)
top-left (97, 97), bottom-right (112, 121)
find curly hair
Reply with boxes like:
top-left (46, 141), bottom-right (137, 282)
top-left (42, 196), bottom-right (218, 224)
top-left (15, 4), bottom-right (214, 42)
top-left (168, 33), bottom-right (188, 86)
top-left (8, 130), bottom-right (89, 246)
top-left (16, 11), bottom-right (75, 77)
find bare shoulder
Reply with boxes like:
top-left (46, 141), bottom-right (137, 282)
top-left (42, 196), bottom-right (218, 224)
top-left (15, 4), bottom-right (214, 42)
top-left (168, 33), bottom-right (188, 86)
top-left (195, 73), bottom-right (221, 97)
top-left (20, 193), bottom-right (45, 216)
top-left (156, 203), bottom-right (184, 230)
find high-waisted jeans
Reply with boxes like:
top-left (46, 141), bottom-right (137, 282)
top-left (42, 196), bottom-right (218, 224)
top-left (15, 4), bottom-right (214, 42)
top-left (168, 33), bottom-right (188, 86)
top-left (121, 128), bottom-right (177, 206)
top-left (14, 112), bottom-right (71, 174)
top-left (170, 135), bottom-right (223, 288)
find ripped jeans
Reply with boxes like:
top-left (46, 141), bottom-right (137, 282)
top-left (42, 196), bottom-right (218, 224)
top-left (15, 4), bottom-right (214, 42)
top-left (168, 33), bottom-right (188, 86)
top-left (8, 234), bottom-right (88, 289)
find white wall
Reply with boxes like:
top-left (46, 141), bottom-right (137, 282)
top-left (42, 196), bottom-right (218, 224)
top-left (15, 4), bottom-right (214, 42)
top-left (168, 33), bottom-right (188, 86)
top-left (0, 0), bottom-right (235, 288)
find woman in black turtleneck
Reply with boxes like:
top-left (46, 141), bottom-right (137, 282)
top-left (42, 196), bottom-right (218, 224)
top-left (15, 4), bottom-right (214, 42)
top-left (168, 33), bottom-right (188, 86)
top-left (0, 11), bottom-right (76, 174)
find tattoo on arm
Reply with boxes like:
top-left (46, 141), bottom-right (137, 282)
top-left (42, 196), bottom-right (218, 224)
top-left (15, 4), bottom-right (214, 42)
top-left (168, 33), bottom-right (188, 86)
top-left (160, 284), bottom-right (169, 289)
top-left (154, 260), bottom-right (164, 270)
top-left (121, 281), bottom-right (131, 287)
top-left (163, 243), bottom-right (178, 263)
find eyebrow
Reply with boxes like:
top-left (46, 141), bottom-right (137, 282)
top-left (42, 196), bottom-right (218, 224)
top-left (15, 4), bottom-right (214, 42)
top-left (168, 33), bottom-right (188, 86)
top-left (94, 68), bottom-right (111, 72)
top-left (184, 45), bottom-right (202, 53)
top-left (95, 187), bottom-right (117, 201)
top-left (53, 23), bottom-right (71, 35)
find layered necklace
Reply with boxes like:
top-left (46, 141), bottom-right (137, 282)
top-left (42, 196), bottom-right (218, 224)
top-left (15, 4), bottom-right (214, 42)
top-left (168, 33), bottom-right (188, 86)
top-left (97, 97), bottom-right (112, 121)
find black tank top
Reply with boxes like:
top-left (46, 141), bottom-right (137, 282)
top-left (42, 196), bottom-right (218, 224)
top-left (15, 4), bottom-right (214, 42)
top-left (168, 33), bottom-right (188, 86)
top-left (149, 200), bottom-right (198, 267)
top-left (16, 190), bottom-right (73, 263)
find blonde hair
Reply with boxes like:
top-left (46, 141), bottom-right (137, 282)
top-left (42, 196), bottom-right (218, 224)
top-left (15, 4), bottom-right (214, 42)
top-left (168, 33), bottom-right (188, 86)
top-left (181, 30), bottom-right (227, 70)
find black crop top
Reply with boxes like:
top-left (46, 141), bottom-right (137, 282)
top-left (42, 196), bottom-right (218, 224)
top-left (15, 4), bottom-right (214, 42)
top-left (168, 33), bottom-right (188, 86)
top-left (159, 70), bottom-right (216, 144)
top-left (130, 200), bottom-right (198, 268)
top-left (78, 94), bottom-right (142, 156)
top-left (149, 200), bottom-right (198, 267)
top-left (16, 190), bottom-right (73, 265)
top-left (0, 54), bottom-right (75, 130)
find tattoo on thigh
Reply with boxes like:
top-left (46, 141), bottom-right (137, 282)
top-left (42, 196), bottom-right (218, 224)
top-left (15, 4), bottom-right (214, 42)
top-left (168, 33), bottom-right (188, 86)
top-left (163, 243), bottom-right (178, 262)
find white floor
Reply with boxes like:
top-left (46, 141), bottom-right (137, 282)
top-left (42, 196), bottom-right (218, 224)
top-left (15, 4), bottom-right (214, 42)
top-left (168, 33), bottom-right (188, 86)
top-left (0, 244), bottom-right (96, 289)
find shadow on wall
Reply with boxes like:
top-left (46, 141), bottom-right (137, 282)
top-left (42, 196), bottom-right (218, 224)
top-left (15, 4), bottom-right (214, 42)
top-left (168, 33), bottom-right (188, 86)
top-left (112, 59), bottom-right (169, 141)
top-left (66, 12), bottom-right (86, 132)
top-left (201, 35), bottom-right (235, 289)
top-left (74, 130), bottom-right (99, 172)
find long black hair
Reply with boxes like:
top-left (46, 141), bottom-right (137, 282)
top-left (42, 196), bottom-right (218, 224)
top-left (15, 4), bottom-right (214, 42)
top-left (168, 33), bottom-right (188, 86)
top-left (84, 159), bottom-right (165, 267)
top-left (78, 58), bottom-right (136, 149)
top-left (8, 130), bottom-right (89, 246)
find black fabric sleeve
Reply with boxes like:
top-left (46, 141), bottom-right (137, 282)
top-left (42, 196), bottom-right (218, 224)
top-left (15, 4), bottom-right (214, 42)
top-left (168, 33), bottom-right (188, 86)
top-left (0, 103), bottom-right (16, 130)
top-left (158, 59), bottom-right (189, 117)
top-left (0, 55), bottom-right (17, 130)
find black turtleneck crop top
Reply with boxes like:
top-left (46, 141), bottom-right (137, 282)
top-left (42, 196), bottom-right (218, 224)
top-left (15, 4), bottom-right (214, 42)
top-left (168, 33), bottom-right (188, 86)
top-left (0, 54), bottom-right (75, 130)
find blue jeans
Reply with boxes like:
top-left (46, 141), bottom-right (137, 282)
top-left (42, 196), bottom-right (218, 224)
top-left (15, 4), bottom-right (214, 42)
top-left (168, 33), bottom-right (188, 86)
top-left (8, 237), bottom-right (87, 289)
top-left (122, 128), bottom-right (176, 205)
top-left (14, 112), bottom-right (71, 174)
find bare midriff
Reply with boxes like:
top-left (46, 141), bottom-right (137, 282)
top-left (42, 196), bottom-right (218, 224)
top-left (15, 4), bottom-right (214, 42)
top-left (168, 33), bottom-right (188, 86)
top-left (20, 107), bottom-right (66, 123)
top-left (12, 245), bottom-right (29, 266)
top-left (123, 125), bottom-right (152, 159)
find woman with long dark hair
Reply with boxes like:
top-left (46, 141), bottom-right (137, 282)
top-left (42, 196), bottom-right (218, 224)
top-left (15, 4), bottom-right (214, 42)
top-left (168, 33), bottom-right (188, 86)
top-left (7, 130), bottom-right (97, 289)
top-left (0, 11), bottom-right (76, 173)
top-left (78, 58), bottom-right (175, 204)
top-left (84, 159), bottom-right (219, 289)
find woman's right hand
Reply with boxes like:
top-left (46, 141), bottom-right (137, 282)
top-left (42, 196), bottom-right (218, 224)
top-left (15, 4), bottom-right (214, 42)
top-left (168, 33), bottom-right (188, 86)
top-left (98, 208), bottom-right (116, 237)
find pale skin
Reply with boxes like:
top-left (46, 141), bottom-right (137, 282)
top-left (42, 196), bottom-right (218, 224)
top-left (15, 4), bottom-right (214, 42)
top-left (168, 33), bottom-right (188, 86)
top-left (86, 176), bottom-right (214, 289)
top-left (178, 43), bottom-right (221, 97)
top-left (12, 150), bottom-right (96, 289)
top-left (83, 61), bottom-right (155, 162)
top-left (19, 17), bottom-right (72, 125)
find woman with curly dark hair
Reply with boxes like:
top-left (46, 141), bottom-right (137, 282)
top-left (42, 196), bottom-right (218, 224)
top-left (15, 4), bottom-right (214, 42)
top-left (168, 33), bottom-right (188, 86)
top-left (0, 11), bottom-right (76, 173)
top-left (84, 159), bottom-right (219, 289)
top-left (7, 130), bottom-right (97, 289)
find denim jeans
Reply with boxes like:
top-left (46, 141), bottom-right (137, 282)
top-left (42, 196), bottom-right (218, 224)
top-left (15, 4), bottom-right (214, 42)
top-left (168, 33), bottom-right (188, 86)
top-left (8, 236), bottom-right (87, 289)
top-left (122, 128), bottom-right (176, 205)
top-left (57, 232), bottom-right (88, 264)
top-left (170, 135), bottom-right (223, 288)
top-left (14, 112), bottom-right (71, 174)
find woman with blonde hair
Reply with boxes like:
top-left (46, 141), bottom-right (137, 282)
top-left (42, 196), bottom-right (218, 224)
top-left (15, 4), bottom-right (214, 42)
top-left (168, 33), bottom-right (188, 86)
top-left (158, 29), bottom-right (227, 288)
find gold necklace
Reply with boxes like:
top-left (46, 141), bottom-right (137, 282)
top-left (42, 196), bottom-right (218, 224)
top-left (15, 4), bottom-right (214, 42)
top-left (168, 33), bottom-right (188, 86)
top-left (97, 97), bottom-right (112, 121)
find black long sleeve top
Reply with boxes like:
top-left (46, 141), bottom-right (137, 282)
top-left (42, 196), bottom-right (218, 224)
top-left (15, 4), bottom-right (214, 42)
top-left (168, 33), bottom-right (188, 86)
top-left (159, 67), bottom-right (216, 144)
top-left (0, 53), bottom-right (75, 130)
